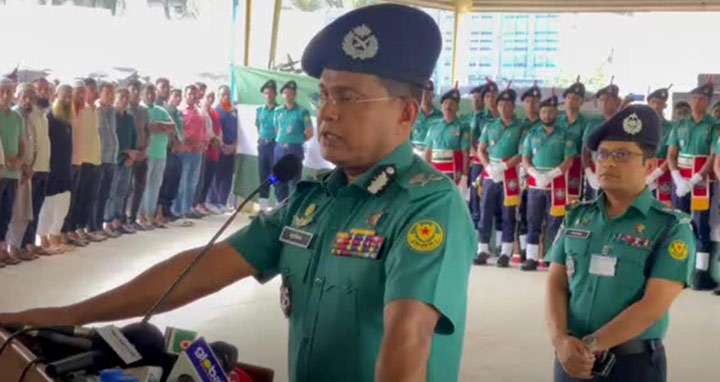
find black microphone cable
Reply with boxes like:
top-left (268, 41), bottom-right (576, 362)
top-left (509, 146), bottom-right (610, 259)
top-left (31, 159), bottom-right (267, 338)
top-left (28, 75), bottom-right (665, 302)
top-left (18, 356), bottom-right (45, 382)
top-left (0, 326), bottom-right (78, 364)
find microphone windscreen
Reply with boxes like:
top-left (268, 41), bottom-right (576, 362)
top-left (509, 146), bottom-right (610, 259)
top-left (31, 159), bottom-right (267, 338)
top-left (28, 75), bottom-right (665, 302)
top-left (121, 323), bottom-right (167, 365)
top-left (209, 341), bottom-right (238, 374)
top-left (272, 154), bottom-right (302, 183)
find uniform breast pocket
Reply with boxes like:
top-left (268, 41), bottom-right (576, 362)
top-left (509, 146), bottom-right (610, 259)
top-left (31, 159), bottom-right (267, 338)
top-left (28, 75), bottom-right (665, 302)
top-left (614, 248), bottom-right (649, 290)
top-left (278, 245), bottom-right (312, 282)
top-left (326, 256), bottom-right (385, 296)
top-left (565, 234), bottom-right (591, 280)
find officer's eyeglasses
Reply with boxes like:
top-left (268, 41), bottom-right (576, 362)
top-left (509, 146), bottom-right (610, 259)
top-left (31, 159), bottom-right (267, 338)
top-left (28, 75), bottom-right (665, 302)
top-left (593, 149), bottom-right (645, 163)
top-left (318, 92), bottom-right (401, 109)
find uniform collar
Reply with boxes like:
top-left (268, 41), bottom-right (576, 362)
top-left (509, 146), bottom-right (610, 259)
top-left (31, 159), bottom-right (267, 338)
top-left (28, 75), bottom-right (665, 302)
top-left (323, 142), bottom-right (414, 196)
top-left (596, 187), bottom-right (653, 217)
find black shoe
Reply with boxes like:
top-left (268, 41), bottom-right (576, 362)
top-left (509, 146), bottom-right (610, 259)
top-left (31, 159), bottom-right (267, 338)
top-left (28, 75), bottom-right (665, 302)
top-left (496, 255), bottom-right (510, 268)
top-left (133, 222), bottom-right (148, 231)
top-left (521, 259), bottom-right (538, 271)
top-left (692, 270), bottom-right (717, 291)
top-left (713, 286), bottom-right (720, 296)
top-left (186, 211), bottom-right (204, 220)
top-left (165, 212), bottom-right (180, 222)
top-left (68, 237), bottom-right (88, 247)
top-left (473, 252), bottom-right (490, 266)
top-left (117, 225), bottom-right (135, 235)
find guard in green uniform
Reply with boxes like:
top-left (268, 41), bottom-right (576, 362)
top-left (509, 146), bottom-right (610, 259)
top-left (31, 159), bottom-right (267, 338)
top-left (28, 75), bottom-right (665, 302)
top-left (424, 88), bottom-right (470, 191)
top-left (645, 87), bottom-right (674, 207)
top-left (479, 80), bottom-right (505, 248)
top-left (274, 80), bottom-right (314, 203)
top-left (667, 81), bottom-right (718, 290)
top-left (411, 80), bottom-right (442, 156)
top-left (521, 94), bottom-right (575, 271)
top-left (582, 80), bottom-right (621, 201)
top-left (475, 87), bottom-right (525, 267)
top-left (558, 77), bottom-right (590, 203)
top-left (546, 105), bottom-right (694, 382)
top-left (0, 5), bottom-right (476, 382)
top-left (517, 83), bottom-right (543, 261)
top-left (255, 79), bottom-right (279, 211)
top-left (468, 84), bottom-right (486, 225)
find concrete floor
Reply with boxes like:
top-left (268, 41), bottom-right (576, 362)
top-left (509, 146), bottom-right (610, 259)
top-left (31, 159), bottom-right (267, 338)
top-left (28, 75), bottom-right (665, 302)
top-left (1, 214), bottom-right (718, 382)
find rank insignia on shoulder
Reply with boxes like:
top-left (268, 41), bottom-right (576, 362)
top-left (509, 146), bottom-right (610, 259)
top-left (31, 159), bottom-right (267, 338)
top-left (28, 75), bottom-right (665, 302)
top-left (332, 231), bottom-right (385, 260)
top-left (409, 173), bottom-right (445, 187)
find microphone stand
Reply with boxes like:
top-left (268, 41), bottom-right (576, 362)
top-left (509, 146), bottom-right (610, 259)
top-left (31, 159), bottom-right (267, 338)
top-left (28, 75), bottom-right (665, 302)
top-left (140, 176), bottom-right (276, 324)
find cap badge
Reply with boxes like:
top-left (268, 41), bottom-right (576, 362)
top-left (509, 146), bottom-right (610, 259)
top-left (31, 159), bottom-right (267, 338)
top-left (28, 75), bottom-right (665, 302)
top-left (343, 24), bottom-right (379, 60)
top-left (623, 113), bottom-right (642, 135)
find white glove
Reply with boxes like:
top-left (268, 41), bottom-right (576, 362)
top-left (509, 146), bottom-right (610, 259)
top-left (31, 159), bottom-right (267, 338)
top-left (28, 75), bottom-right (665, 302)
top-left (584, 167), bottom-right (600, 190)
top-left (535, 173), bottom-right (551, 188)
top-left (691, 173), bottom-right (704, 186)
top-left (527, 167), bottom-right (540, 179)
top-left (548, 167), bottom-right (563, 179)
top-left (671, 170), bottom-right (692, 197)
top-left (498, 161), bottom-right (509, 171)
top-left (519, 165), bottom-right (528, 178)
top-left (490, 163), bottom-right (504, 182)
top-left (458, 175), bottom-right (469, 200)
top-left (646, 167), bottom-right (664, 185)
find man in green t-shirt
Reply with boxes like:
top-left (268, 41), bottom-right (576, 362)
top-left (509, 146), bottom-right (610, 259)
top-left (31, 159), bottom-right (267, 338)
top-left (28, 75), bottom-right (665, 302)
top-left (0, 78), bottom-right (25, 266)
top-left (517, 83), bottom-right (542, 261)
top-left (546, 105), bottom-right (693, 381)
top-left (0, 5), bottom-right (475, 382)
top-left (582, 81), bottom-right (621, 201)
top-left (467, 84), bottom-right (486, 226)
top-left (558, 77), bottom-right (590, 203)
top-left (410, 80), bottom-right (442, 156)
top-left (255, 79), bottom-right (278, 212)
top-left (138, 84), bottom-right (175, 230)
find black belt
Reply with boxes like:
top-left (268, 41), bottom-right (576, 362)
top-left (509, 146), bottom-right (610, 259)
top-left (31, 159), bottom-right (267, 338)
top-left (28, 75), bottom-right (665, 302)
top-left (611, 339), bottom-right (662, 356)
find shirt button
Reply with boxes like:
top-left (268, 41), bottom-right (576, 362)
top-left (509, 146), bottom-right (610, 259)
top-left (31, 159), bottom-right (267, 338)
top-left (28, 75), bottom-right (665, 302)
top-left (314, 277), bottom-right (324, 285)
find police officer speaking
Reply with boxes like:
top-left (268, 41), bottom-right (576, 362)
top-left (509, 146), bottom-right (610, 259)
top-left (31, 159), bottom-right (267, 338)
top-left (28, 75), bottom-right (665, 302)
top-left (545, 105), bottom-right (694, 382)
top-left (0, 5), bottom-right (476, 382)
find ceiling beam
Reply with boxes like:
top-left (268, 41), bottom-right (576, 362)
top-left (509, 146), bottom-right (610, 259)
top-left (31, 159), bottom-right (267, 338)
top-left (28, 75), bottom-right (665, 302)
top-left (385, 0), bottom-right (720, 12)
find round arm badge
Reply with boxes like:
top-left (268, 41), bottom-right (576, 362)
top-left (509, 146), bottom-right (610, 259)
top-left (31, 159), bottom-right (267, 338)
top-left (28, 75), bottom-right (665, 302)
top-left (669, 240), bottom-right (689, 261)
top-left (407, 220), bottom-right (445, 252)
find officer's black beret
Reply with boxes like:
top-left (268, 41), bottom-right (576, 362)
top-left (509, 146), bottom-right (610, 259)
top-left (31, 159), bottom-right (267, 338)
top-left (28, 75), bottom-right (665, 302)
top-left (586, 104), bottom-right (660, 151)
top-left (690, 82), bottom-right (714, 99)
top-left (497, 88), bottom-right (517, 104)
top-left (482, 80), bottom-right (499, 96)
top-left (563, 78), bottom-right (586, 99)
top-left (596, 84), bottom-right (619, 99)
top-left (301, 4), bottom-right (441, 87)
top-left (539, 95), bottom-right (559, 109)
top-left (280, 80), bottom-right (297, 93)
top-left (441, 88), bottom-right (460, 104)
top-left (521, 84), bottom-right (542, 101)
top-left (469, 84), bottom-right (485, 95)
top-left (646, 87), bottom-right (670, 102)
top-left (260, 80), bottom-right (277, 93)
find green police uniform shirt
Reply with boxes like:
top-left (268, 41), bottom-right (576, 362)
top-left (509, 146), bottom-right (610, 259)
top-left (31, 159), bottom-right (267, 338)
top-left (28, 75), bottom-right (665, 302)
top-left (411, 108), bottom-right (442, 148)
top-left (581, 115), bottom-right (608, 148)
top-left (0, 108), bottom-right (24, 179)
top-left (275, 104), bottom-right (312, 145)
top-left (667, 115), bottom-right (718, 156)
top-left (520, 116), bottom-right (542, 136)
top-left (557, 113), bottom-right (590, 154)
top-left (423, 118), bottom-right (471, 151)
top-left (479, 118), bottom-right (524, 160)
top-left (656, 119), bottom-right (674, 159)
top-left (226, 142), bottom-right (475, 382)
top-left (144, 104), bottom-right (174, 160)
top-left (471, 109), bottom-right (496, 143)
top-left (256, 103), bottom-right (278, 141)
top-left (522, 125), bottom-right (576, 169)
top-left (547, 189), bottom-right (695, 340)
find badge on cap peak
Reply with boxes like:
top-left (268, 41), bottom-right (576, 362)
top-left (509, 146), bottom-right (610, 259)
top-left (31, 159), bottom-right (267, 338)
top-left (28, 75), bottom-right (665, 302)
top-left (343, 24), bottom-right (379, 60)
top-left (623, 112), bottom-right (643, 135)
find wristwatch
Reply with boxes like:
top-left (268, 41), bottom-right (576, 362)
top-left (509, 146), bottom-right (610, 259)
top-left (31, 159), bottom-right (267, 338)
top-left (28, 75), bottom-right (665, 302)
top-left (582, 334), bottom-right (599, 352)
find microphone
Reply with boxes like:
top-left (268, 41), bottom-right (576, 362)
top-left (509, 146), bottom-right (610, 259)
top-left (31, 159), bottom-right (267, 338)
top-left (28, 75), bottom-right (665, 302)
top-left (165, 337), bottom-right (230, 382)
top-left (208, 341), bottom-right (239, 375)
top-left (140, 154), bottom-right (302, 324)
top-left (45, 323), bottom-right (166, 377)
top-left (3, 323), bottom-right (95, 337)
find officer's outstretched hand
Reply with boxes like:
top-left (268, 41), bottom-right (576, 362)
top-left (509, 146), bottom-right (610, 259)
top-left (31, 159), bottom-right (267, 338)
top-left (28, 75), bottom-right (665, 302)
top-left (555, 335), bottom-right (595, 379)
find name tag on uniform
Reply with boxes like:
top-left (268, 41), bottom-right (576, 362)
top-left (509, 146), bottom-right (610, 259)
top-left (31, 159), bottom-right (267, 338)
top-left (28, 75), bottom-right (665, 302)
top-left (280, 227), bottom-right (314, 249)
top-left (589, 255), bottom-right (617, 277)
top-left (566, 228), bottom-right (591, 240)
